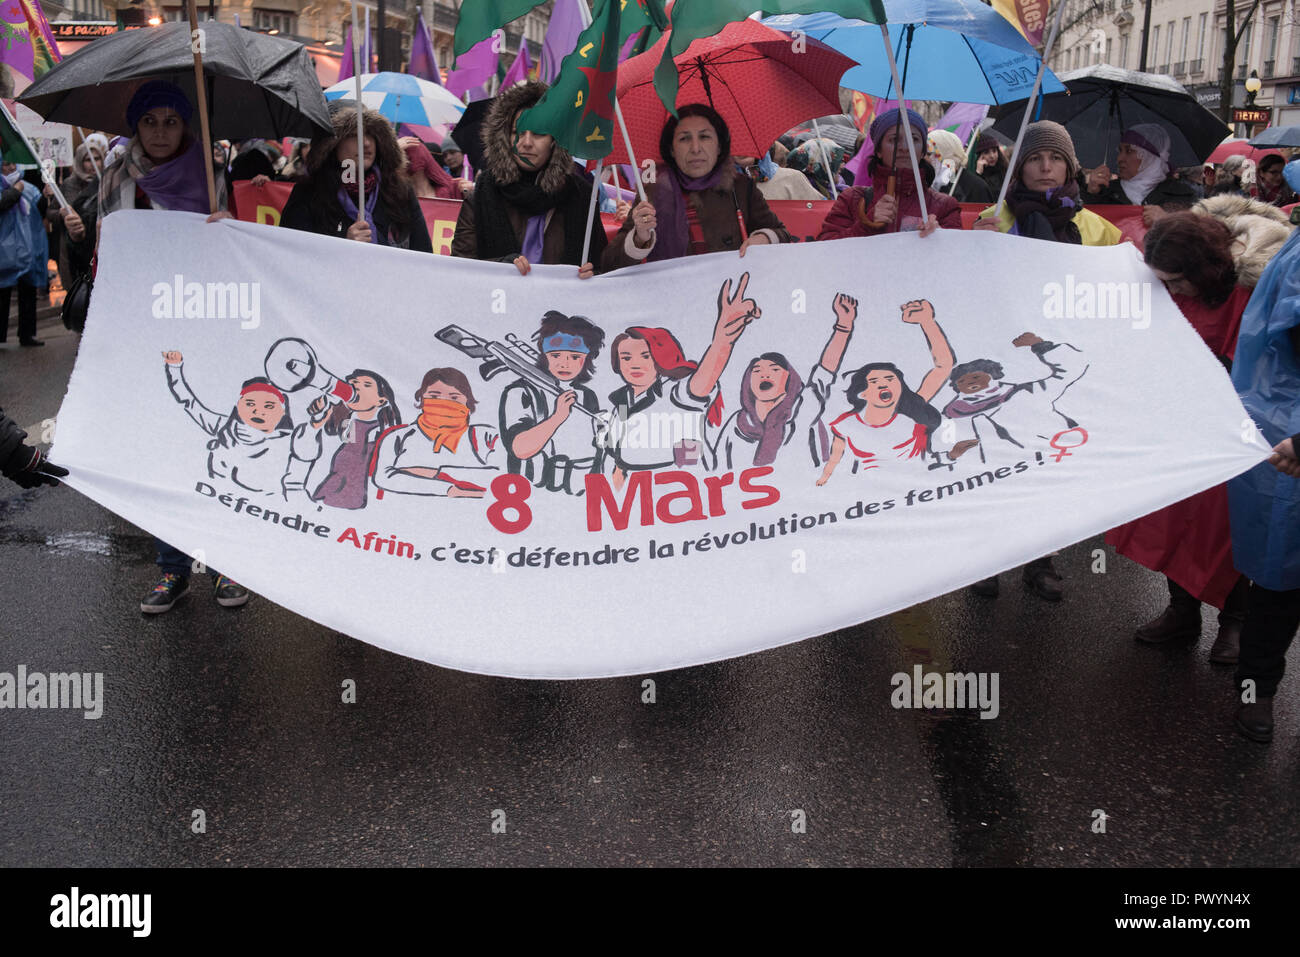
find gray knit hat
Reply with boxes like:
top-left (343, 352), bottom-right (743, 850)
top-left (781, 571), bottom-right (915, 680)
top-left (1014, 120), bottom-right (1079, 182)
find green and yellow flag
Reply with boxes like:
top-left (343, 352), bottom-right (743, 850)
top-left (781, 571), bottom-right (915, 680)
top-left (654, 0), bottom-right (887, 113)
top-left (621, 0), bottom-right (669, 57)
top-left (517, 0), bottom-right (623, 159)
top-left (0, 104), bottom-right (38, 167)
top-left (453, 1), bottom-right (546, 58)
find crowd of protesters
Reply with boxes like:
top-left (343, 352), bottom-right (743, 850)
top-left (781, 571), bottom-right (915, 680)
top-left (4, 74), bottom-right (1300, 745)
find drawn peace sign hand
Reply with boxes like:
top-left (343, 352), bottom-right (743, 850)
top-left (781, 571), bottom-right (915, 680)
top-left (715, 272), bottom-right (760, 344)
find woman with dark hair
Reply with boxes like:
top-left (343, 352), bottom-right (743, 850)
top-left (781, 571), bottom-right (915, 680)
top-left (712, 292), bottom-right (858, 470)
top-left (602, 103), bottom-right (793, 271)
top-left (603, 274), bottom-right (760, 484)
top-left (1255, 153), bottom-right (1296, 207)
top-left (299, 370), bottom-right (400, 510)
top-left (815, 299), bottom-right (954, 483)
top-left (973, 133), bottom-right (1008, 199)
top-left (1107, 212), bottom-right (1254, 662)
top-left (817, 108), bottom-right (959, 239)
top-left (279, 105), bottom-right (431, 251)
top-left (499, 312), bottom-right (606, 494)
top-left (452, 80), bottom-right (603, 277)
top-left (371, 367), bottom-right (499, 498)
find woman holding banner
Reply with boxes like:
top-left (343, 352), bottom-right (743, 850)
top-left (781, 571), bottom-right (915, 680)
top-left (816, 109), bottom-right (958, 239)
top-left (452, 80), bottom-right (603, 277)
top-left (61, 81), bottom-right (250, 614)
top-left (1108, 213), bottom-right (1253, 662)
top-left (971, 120), bottom-right (1118, 601)
top-left (973, 121), bottom-right (1120, 247)
top-left (279, 105), bottom-right (432, 251)
top-left (602, 104), bottom-right (792, 271)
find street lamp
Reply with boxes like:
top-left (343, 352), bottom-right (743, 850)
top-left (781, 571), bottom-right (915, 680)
top-left (1246, 70), bottom-right (1262, 106)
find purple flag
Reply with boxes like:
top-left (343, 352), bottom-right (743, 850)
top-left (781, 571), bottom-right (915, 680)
top-left (409, 9), bottom-right (441, 84)
top-left (338, 24), bottom-right (355, 83)
top-left (540, 0), bottom-right (583, 83)
top-left (445, 35), bottom-right (498, 99)
top-left (502, 43), bottom-right (532, 88)
top-left (362, 8), bottom-right (372, 73)
top-left (935, 102), bottom-right (989, 146)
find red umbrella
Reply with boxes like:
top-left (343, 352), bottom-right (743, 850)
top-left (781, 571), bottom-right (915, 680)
top-left (603, 18), bottom-right (854, 167)
top-left (1207, 139), bottom-right (1279, 164)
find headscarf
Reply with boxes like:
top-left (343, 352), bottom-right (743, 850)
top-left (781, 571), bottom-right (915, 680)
top-left (646, 163), bottom-right (727, 262)
top-left (734, 358), bottom-right (805, 467)
top-left (927, 129), bottom-right (966, 189)
top-left (100, 136), bottom-right (214, 215)
top-left (622, 326), bottom-right (723, 426)
top-left (1120, 123), bottom-right (1172, 204)
top-left (787, 137), bottom-right (848, 198)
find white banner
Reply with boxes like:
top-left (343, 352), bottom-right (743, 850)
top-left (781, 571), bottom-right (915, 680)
top-left (53, 212), bottom-right (1269, 678)
top-left (14, 103), bottom-right (73, 169)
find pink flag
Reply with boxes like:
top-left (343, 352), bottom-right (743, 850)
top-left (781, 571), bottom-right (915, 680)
top-left (445, 35), bottom-right (498, 100)
top-left (502, 43), bottom-right (532, 88)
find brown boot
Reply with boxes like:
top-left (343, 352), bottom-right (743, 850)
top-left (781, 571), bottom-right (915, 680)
top-left (1208, 620), bottom-right (1241, 665)
top-left (1134, 604), bottom-right (1201, 644)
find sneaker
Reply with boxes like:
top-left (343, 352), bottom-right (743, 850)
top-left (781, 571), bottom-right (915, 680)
top-left (213, 575), bottom-right (249, 608)
top-left (141, 573), bottom-right (189, 614)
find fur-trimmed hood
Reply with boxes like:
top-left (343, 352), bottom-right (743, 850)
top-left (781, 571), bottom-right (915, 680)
top-left (481, 80), bottom-right (574, 193)
top-left (308, 105), bottom-right (403, 178)
top-left (1192, 193), bottom-right (1294, 288)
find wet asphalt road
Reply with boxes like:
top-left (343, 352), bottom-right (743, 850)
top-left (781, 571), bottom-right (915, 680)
top-left (1, 322), bottom-right (1298, 868)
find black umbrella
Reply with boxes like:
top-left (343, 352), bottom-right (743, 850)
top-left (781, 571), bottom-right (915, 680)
top-left (450, 99), bottom-right (492, 177)
top-left (18, 20), bottom-right (331, 140)
top-left (991, 65), bottom-right (1230, 167)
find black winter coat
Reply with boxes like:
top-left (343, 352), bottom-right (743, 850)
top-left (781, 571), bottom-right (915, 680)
top-left (279, 180), bottom-right (433, 252)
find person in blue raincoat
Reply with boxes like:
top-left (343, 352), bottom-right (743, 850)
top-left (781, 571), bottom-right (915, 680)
top-left (0, 162), bottom-right (44, 346)
top-left (1227, 172), bottom-right (1300, 742)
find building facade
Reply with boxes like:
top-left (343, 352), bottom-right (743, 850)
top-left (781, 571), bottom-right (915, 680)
top-left (1052, 0), bottom-right (1300, 129)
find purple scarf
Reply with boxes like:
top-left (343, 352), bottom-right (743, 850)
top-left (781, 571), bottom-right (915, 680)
top-left (134, 138), bottom-right (211, 213)
top-left (943, 384), bottom-right (1016, 418)
top-left (338, 168), bottom-right (382, 243)
top-left (734, 363), bottom-right (805, 467)
top-left (648, 164), bottom-right (725, 262)
top-left (521, 213), bottom-right (546, 261)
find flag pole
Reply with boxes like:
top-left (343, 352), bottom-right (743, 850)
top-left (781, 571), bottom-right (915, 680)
top-left (350, 0), bottom-right (366, 219)
top-left (878, 24), bottom-right (926, 223)
top-left (577, 0), bottom-right (648, 204)
top-left (994, 0), bottom-right (1068, 219)
top-left (1, 100), bottom-right (68, 208)
top-left (810, 117), bottom-right (839, 199)
top-left (581, 159), bottom-right (603, 269)
top-left (184, 0), bottom-right (218, 213)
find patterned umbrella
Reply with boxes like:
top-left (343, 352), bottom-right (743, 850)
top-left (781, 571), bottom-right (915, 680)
top-left (324, 72), bottom-right (465, 128)
top-left (604, 18), bottom-right (854, 167)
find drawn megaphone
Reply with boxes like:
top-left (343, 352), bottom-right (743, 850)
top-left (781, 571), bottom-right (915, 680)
top-left (264, 338), bottom-right (355, 402)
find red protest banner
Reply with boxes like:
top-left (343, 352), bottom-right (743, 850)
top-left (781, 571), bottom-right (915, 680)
top-left (231, 181), bottom-right (464, 255)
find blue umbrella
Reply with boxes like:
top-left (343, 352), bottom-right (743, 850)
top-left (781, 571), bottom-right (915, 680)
top-left (1250, 125), bottom-right (1300, 148)
top-left (763, 1), bottom-right (1064, 105)
top-left (324, 72), bottom-right (465, 127)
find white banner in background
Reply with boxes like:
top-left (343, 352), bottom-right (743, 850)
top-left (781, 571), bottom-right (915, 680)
top-left (52, 212), bottom-right (1268, 677)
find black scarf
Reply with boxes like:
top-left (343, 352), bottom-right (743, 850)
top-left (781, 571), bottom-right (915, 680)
top-left (1006, 180), bottom-right (1082, 244)
top-left (473, 167), bottom-right (590, 265)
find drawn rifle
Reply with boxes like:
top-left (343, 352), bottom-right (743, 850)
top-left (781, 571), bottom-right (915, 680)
top-left (435, 324), bottom-right (601, 421)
